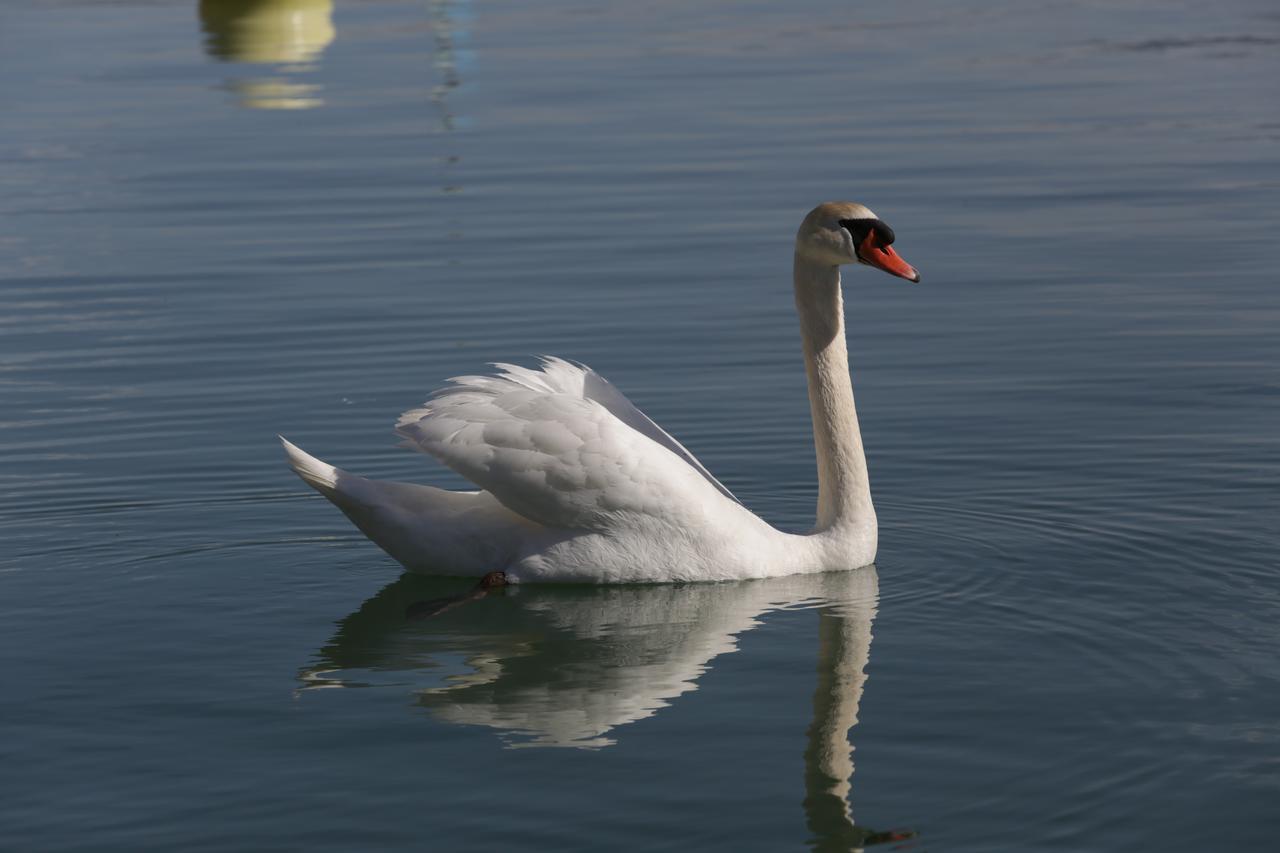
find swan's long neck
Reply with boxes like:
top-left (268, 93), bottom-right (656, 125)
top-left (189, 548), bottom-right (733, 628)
top-left (794, 254), bottom-right (873, 532)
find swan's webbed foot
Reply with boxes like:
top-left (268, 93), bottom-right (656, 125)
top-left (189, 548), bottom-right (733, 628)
top-left (477, 571), bottom-right (508, 589)
top-left (404, 571), bottom-right (508, 620)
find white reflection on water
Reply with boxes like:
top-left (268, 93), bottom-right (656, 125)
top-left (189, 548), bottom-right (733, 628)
top-left (198, 0), bottom-right (334, 109)
top-left (302, 567), bottom-right (914, 847)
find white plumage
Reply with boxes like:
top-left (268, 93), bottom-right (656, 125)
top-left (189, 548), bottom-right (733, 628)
top-left (394, 357), bottom-right (737, 530)
top-left (283, 201), bottom-right (919, 582)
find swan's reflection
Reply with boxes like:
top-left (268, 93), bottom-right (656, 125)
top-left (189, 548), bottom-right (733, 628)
top-left (302, 568), bottom-right (910, 847)
top-left (198, 0), bottom-right (334, 109)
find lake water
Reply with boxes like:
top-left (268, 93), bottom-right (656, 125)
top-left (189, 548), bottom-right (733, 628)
top-left (2, 0), bottom-right (1277, 849)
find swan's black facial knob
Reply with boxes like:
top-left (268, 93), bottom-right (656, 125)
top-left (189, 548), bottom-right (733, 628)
top-left (838, 218), bottom-right (895, 246)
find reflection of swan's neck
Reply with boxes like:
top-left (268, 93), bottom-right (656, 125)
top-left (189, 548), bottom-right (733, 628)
top-left (805, 611), bottom-right (868, 817)
top-left (794, 255), bottom-right (873, 532)
top-left (804, 586), bottom-right (878, 847)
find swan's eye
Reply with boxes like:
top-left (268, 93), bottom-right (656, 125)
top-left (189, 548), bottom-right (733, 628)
top-left (839, 218), bottom-right (895, 246)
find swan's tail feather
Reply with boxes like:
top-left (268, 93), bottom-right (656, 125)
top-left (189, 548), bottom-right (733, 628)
top-left (279, 436), bottom-right (528, 575)
top-left (280, 436), bottom-right (340, 493)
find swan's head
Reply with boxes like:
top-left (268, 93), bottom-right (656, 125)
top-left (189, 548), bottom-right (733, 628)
top-left (796, 201), bottom-right (919, 282)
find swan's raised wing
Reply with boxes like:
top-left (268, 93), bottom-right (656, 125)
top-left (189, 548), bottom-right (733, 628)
top-left (394, 358), bottom-right (738, 531)
top-left (512, 358), bottom-right (737, 503)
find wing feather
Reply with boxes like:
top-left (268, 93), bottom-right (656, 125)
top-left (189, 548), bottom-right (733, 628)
top-left (395, 358), bottom-right (737, 530)
top-left (524, 357), bottom-right (737, 503)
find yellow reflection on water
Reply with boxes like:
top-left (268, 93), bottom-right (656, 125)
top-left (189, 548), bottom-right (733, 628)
top-left (198, 0), bottom-right (334, 109)
top-left (228, 79), bottom-right (323, 110)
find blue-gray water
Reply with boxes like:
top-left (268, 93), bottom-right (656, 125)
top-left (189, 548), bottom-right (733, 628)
top-left (2, 0), bottom-right (1277, 849)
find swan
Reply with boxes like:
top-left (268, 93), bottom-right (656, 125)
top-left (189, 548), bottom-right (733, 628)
top-left (282, 201), bottom-right (919, 583)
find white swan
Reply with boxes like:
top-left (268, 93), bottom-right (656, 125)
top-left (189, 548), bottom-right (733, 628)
top-left (282, 201), bottom-right (919, 583)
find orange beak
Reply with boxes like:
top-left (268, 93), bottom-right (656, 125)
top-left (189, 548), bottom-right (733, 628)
top-left (857, 229), bottom-right (919, 282)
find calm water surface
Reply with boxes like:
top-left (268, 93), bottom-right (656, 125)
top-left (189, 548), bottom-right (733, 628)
top-left (2, 0), bottom-right (1278, 850)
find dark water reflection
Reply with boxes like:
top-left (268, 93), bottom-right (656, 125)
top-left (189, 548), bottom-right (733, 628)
top-left (303, 569), bottom-right (911, 847)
